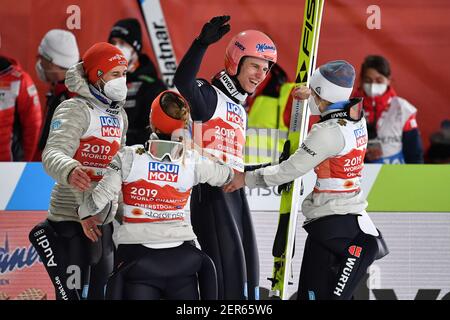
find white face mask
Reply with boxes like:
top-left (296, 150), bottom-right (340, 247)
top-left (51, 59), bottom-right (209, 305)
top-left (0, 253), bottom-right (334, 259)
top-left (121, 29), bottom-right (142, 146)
top-left (115, 44), bottom-right (133, 63)
top-left (308, 95), bottom-right (321, 115)
top-left (363, 83), bottom-right (388, 97)
top-left (35, 60), bottom-right (48, 82)
top-left (102, 77), bottom-right (127, 101)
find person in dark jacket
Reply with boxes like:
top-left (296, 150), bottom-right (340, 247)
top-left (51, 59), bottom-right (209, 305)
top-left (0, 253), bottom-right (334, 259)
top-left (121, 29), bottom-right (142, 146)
top-left (174, 15), bottom-right (277, 300)
top-left (108, 18), bottom-right (167, 146)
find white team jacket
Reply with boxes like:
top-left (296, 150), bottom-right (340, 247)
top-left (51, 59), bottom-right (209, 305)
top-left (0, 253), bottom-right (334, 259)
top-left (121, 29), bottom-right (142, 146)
top-left (245, 115), bottom-right (369, 221)
top-left (42, 63), bottom-right (128, 224)
top-left (78, 145), bottom-right (234, 246)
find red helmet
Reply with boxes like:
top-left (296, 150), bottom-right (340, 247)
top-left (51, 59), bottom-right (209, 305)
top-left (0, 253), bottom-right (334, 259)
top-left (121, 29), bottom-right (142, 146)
top-left (150, 90), bottom-right (189, 135)
top-left (225, 30), bottom-right (277, 76)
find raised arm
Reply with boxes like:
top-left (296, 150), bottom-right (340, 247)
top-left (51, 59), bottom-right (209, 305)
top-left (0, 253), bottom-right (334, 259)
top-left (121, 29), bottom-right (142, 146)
top-left (174, 16), bottom-right (231, 122)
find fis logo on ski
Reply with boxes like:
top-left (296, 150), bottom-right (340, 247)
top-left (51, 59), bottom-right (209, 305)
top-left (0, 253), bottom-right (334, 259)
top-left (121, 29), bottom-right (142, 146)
top-left (100, 116), bottom-right (121, 137)
top-left (226, 102), bottom-right (244, 127)
top-left (354, 127), bottom-right (368, 147)
top-left (148, 162), bottom-right (179, 182)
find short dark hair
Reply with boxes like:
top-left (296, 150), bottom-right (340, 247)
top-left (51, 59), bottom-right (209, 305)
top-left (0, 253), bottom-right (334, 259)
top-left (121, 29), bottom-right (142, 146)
top-left (361, 55), bottom-right (391, 78)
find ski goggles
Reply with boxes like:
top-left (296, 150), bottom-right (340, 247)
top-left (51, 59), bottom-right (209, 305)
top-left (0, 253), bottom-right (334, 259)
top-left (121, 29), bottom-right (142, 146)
top-left (147, 140), bottom-right (185, 162)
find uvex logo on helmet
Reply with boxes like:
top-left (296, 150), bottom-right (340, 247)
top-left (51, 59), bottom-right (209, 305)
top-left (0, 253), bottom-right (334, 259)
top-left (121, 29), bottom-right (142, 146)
top-left (235, 41), bottom-right (245, 51)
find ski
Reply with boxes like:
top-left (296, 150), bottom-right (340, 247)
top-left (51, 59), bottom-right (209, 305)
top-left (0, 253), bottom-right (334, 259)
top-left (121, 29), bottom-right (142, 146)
top-left (139, 0), bottom-right (177, 89)
top-left (269, 0), bottom-right (325, 300)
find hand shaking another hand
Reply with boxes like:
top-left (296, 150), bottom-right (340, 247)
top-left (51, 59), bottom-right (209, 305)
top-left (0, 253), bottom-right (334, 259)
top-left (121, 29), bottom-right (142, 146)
top-left (68, 166), bottom-right (92, 192)
top-left (223, 170), bottom-right (245, 193)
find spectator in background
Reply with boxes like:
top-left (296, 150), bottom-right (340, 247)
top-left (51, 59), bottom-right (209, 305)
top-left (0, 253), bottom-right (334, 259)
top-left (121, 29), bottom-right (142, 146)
top-left (0, 55), bottom-right (42, 161)
top-left (354, 55), bottom-right (424, 164)
top-left (108, 18), bottom-right (167, 146)
top-left (426, 119), bottom-right (450, 163)
top-left (34, 29), bottom-right (80, 160)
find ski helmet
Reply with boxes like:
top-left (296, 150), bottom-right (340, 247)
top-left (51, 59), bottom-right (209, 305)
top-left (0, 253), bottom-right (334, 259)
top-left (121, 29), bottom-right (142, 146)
top-left (310, 60), bottom-right (355, 103)
top-left (225, 30), bottom-right (277, 76)
top-left (150, 90), bottom-right (190, 135)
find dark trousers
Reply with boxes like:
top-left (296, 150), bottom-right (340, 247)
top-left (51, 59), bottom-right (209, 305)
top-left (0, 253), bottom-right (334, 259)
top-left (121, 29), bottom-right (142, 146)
top-left (29, 219), bottom-right (114, 300)
top-left (106, 242), bottom-right (217, 300)
top-left (297, 214), bottom-right (383, 300)
top-left (190, 183), bottom-right (260, 300)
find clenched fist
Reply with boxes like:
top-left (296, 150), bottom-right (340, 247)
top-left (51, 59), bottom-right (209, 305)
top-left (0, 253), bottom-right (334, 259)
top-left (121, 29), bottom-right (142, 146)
top-left (291, 85), bottom-right (311, 100)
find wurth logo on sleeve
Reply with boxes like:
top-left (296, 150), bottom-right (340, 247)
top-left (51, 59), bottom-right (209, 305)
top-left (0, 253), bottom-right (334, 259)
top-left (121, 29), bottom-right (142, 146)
top-left (100, 116), bottom-right (121, 137)
top-left (148, 162), bottom-right (179, 182)
top-left (348, 245), bottom-right (363, 258)
top-left (226, 102), bottom-right (244, 127)
top-left (354, 128), bottom-right (368, 147)
top-left (334, 257), bottom-right (356, 297)
top-left (333, 245), bottom-right (363, 297)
